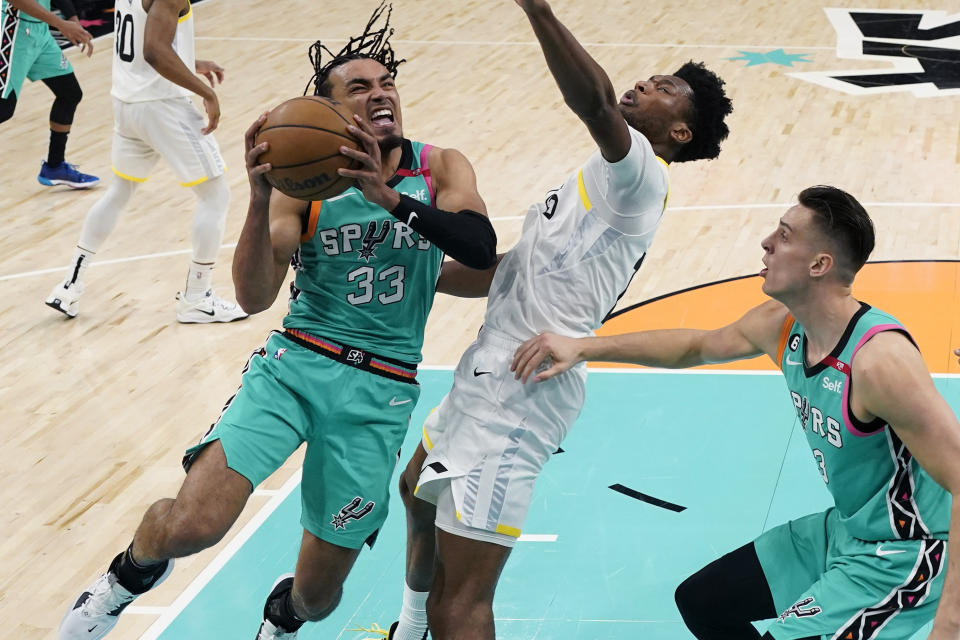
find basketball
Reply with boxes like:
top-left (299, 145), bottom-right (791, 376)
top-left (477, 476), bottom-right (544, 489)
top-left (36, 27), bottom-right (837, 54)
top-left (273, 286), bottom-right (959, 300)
top-left (255, 96), bottom-right (360, 201)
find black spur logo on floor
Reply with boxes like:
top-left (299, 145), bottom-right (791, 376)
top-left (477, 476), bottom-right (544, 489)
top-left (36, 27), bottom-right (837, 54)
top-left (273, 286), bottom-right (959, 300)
top-left (790, 9), bottom-right (960, 97)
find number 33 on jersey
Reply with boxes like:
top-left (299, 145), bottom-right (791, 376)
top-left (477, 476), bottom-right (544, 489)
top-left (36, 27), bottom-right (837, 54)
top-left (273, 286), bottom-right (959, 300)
top-left (284, 140), bottom-right (444, 365)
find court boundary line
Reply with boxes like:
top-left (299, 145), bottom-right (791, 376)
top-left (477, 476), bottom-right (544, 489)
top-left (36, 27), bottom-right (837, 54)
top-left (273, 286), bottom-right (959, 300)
top-left (5, 203), bottom-right (959, 283)
top-left (421, 366), bottom-right (959, 378)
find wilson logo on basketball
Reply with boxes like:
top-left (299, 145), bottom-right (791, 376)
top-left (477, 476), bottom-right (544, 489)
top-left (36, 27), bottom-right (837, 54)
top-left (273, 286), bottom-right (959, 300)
top-left (274, 173), bottom-right (333, 192)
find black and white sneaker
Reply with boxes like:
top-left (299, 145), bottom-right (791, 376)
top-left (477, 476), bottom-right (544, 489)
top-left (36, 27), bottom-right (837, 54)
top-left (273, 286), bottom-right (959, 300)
top-left (255, 574), bottom-right (299, 639)
top-left (58, 557), bottom-right (173, 639)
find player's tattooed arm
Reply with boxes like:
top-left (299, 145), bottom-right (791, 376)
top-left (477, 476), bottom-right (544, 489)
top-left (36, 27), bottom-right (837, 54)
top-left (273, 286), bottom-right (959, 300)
top-left (516, 0), bottom-right (631, 162)
top-left (143, 0), bottom-right (220, 133)
top-left (853, 335), bottom-right (960, 638)
top-left (512, 299), bottom-right (788, 383)
top-left (233, 114), bottom-right (304, 314)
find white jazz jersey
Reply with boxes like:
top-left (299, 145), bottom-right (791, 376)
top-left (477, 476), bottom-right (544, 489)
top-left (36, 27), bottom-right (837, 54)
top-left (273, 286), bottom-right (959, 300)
top-left (111, 0), bottom-right (195, 102)
top-left (484, 126), bottom-right (669, 340)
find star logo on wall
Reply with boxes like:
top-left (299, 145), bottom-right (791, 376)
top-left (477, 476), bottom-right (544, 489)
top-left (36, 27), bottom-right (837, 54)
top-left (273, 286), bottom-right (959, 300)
top-left (725, 49), bottom-right (813, 67)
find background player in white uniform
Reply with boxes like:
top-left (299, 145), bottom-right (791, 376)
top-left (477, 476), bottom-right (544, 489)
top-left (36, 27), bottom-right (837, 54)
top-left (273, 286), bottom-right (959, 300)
top-left (45, 0), bottom-right (245, 323)
top-left (385, 1), bottom-right (733, 639)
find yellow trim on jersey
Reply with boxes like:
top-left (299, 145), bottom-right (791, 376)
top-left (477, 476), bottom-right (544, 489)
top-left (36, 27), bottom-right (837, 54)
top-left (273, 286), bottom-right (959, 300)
top-left (576, 169), bottom-right (592, 211)
top-left (422, 425), bottom-right (434, 451)
top-left (655, 157), bottom-right (671, 208)
top-left (178, 2), bottom-right (192, 23)
top-left (112, 167), bottom-right (148, 183)
top-left (180, 175), bottom-right (209, 187)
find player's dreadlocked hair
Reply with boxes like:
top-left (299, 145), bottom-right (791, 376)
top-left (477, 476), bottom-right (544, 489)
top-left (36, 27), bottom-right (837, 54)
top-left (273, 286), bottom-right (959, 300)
top-left (671, 61), bottom-right (733, 163)
top-left (304, 1), bottom-right (406, 98)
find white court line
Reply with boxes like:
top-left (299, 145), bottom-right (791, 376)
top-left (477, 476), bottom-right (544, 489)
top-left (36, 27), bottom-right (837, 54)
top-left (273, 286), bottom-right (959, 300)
top-left (0, 244), bottom-right (236, 282)
top-left (124, 606), bottom-right (169, 616)
top-left (5, 203), bottom-right (959, 283)
top-left (196, 35), bottom-right (835, 51)
top-left (421, 365), bottom-right (959, 379)
top-left (518, 534), bottom-right (559, 542)
top-left (139, 468), bottom-right (303, 640)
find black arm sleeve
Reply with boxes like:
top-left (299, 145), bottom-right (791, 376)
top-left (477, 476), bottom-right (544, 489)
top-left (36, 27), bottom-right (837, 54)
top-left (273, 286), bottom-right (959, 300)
top-left (389, 194), bottom-right (497, 269)
top-left (52, 0), bottom-right (78, 19)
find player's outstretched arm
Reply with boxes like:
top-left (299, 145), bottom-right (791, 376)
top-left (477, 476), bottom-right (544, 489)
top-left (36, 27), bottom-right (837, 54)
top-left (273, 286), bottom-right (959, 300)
top-left (143, 0), bottom-right (219, 133)
top-left (10, 0), bottom-right (92, 54)
top-left (339, 117), bottom-right (497, 269)
top-left (512, 299), bottom-right (788, 382)
top-left (233, 114), bottom-right (304, 314)
top-left (516, 0), bottom-right (630, 162)
top-left (854, 336), bottom-right (960, 639)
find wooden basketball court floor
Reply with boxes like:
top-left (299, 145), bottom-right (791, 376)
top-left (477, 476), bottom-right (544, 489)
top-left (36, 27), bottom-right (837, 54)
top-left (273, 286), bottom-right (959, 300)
top-left (1, 1), bottom-right (958, 638)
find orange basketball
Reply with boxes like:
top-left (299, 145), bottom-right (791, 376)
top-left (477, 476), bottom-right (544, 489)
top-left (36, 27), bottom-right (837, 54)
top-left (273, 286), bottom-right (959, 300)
top-left (255, 96), bottom-right (360, 201)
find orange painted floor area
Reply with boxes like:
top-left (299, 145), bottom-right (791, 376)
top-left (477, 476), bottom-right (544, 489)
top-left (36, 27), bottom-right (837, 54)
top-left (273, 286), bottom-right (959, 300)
top-left (596, 261), bottom-right (960, 374)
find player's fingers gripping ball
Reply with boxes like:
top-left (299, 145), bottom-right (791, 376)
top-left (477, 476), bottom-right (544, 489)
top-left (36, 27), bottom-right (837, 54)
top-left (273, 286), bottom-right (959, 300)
top-left (255, 96), bottom-right (361, 201)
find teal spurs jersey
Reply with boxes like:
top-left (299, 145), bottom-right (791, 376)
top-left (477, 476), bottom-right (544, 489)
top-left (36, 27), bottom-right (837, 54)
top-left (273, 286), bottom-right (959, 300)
top-left (778, 303), bottom-right (950, 542)
top-left (283, 139), bottom-right (443, 364)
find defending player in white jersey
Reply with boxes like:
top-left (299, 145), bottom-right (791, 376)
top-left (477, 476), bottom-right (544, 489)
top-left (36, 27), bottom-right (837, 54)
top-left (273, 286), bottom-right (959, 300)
top-left (383, 1), bottom-right (733, 639)
top-left (45, 0), bottom-right (246, 323)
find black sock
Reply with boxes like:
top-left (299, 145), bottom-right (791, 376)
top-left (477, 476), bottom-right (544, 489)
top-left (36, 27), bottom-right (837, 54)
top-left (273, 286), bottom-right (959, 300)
top-left (111, 544), bottom-right (169, 595)
top-left (47, 130), bottom-right (69, 168)
top-left (264, 578), bottom-right (306, 633)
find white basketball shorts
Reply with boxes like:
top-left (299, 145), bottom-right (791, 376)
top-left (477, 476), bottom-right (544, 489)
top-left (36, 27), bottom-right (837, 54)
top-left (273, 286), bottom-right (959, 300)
top-left (111, 97), bottom-right (225, 187)
top-left (415, 327), bottom-right (586, 547)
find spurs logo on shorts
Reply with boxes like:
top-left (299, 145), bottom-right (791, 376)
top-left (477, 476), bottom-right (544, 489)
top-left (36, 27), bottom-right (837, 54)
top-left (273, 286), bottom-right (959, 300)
top-left (778, 597), bottom-right (822, 623)
top-left (331, 496), bottom-right (375, 530)
top-left (346, 349), bottom-right (365, 365)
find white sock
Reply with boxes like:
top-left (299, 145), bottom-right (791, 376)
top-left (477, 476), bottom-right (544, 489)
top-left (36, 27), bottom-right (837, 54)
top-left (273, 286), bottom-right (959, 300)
top-left (393, 582), bottom-right (429, 640)
top-left (184, 261), bottom-right (214, 300)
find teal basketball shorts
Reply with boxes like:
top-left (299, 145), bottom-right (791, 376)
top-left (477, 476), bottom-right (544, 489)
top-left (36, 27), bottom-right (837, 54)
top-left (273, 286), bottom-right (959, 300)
top-left (0, 15), bottom-right (73, 100)
top-left (183, 330), bottom-right (421, 549)
top-left (755, 508), bottom-right (947, 640)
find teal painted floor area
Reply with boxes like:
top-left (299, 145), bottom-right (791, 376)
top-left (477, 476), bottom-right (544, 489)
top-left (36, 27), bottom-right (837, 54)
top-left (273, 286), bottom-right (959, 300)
top-left (154, 372), bottom-right (960, 640)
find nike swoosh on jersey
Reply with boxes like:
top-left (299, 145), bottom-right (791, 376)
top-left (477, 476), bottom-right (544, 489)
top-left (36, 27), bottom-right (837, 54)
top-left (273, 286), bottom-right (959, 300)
top-left (786, 356), bottom-right (803, 366)
top-left (473, 368), bottom-right (492, 376)
top-left (389, 397), bottom-right (412, 406)
top-left (876, 545), bottom-right (906, 556)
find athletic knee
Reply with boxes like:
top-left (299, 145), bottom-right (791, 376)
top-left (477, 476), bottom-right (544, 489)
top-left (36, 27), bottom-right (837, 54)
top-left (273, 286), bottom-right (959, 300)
top-left (292, 583), bottom-right (342, 621)
top-left (48, 75), bottom-right (83, 124)
top-left (193, 174), bottom-right (230, 211)
top-left (161, 506), bottom-right (232, 555)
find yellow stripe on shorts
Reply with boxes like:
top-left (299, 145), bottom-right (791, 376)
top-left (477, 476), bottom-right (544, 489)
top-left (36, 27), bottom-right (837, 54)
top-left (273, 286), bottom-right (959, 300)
top-left (180, 175), bottom-right (210, 188)
top-left (112, 167), bottom-right (148, 183)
